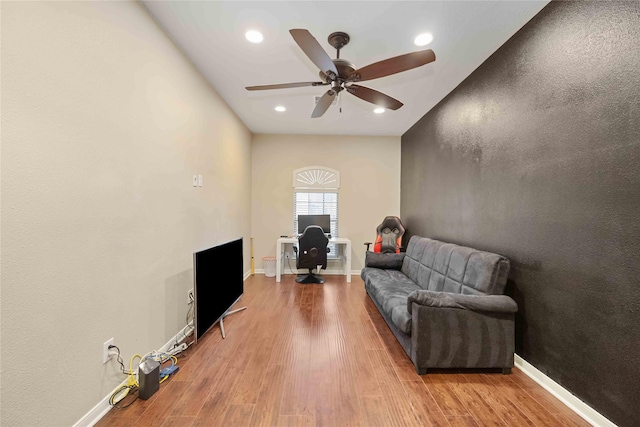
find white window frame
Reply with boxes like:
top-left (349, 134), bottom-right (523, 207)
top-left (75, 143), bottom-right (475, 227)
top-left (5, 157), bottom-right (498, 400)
top-left (293, 167), bottom-right (340, 259)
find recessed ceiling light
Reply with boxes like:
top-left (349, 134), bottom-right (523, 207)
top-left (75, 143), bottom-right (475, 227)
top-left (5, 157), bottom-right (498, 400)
top-left (274, 106), bottom-right (286, 112)
top-left (245, 30), bottom-right (264, 44)
top-left (374, 108), bottom-right (385, 114)
top-left (414, 33), bottom-right (433, 47)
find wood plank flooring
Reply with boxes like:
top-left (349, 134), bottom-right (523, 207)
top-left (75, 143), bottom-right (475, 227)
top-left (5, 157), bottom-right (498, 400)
top-left (97, 274), bottom-right (589, 427)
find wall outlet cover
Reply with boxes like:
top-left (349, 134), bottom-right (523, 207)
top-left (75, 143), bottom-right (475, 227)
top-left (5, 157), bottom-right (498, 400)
top-left (103, 338), bottom-right (114, 364)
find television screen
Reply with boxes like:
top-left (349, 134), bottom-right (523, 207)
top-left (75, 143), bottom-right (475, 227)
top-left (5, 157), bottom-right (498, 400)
top-left (193, 238), bottom-right (243, 341)
top-left (298, 214), bottom-right (331, 234)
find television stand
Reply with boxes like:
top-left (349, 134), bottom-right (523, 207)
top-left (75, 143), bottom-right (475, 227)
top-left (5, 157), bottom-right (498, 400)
top-left (219, 306), bottom-right (247, 339)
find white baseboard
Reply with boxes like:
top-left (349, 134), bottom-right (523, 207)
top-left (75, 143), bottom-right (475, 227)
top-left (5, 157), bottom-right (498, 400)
top-left (514, 355), bottom-right (617, 427)
top-left (73, 323), bottom-right (194, 427)
top-left (72, 393), bottom-right (113, 427)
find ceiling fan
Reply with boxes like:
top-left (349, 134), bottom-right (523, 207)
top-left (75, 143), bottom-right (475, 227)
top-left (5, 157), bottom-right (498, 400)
top-left (246, 29), bottom-right (436, 118)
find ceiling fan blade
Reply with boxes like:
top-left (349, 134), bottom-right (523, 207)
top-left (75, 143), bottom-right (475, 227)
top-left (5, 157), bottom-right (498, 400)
top-left (290, 29), bottom-right (338, 77)
top-left (311, 89), bottom-right (337, 118)
top-left (246, 82), bottom-right (326, 91)
top-left (346, 84), bottom-right (403, 110)
top-left (347, 49), bottom-right (436, 82)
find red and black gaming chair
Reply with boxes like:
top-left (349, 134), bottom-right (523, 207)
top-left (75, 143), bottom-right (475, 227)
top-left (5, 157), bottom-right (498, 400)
top-left (364, 216), bottom-right (406, 254)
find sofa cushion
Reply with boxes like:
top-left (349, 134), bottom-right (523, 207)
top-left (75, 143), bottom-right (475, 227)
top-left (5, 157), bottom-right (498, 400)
top-left (365, 251), bottom-right (405, 269)
top-left (402, 236), bottom-right (510, 295)
top-left (361, 267), bottom-right (420, 334)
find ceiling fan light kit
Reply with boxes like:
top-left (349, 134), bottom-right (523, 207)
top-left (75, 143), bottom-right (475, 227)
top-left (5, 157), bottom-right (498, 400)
top-left (245, 29), bottom-right (436, 118)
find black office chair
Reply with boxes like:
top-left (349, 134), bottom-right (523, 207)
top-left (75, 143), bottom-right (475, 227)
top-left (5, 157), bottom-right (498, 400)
top-left (293, 225), bottom-right (330, 284)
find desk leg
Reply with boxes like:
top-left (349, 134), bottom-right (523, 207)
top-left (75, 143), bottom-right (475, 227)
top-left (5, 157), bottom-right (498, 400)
top-left (276, 242), bottom-right (282, 282)
top-left (345, 242), bottom-right (351, 282)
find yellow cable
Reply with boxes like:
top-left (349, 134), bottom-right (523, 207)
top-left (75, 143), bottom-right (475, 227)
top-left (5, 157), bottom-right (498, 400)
top-left (110, 351), bottom-right (179, 406)
top-left (129, 354), bottom-right (143, 387)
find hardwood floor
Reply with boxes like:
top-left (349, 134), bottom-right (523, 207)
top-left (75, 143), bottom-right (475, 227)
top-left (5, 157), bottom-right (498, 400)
top-left (97, 274), bottom-right (589, 427)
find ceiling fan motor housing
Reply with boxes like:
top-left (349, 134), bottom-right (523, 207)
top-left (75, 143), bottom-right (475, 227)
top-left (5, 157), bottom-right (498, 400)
top-left (319, 59), bottom-right (356, 91)
top-left (332, 59), bottom-right (356, 79)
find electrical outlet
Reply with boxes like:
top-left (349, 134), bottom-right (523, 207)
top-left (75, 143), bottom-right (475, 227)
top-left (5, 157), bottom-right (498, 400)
top-left (187, 288), bottom-right (194, 304)
top-left (285, 252), bottom-right (290, 259)
top-left (103, 338), bottom-right (115, 364)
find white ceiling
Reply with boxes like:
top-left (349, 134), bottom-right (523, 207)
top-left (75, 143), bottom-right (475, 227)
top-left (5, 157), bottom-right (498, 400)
top-left (142, 1), bottom-right (549, 136)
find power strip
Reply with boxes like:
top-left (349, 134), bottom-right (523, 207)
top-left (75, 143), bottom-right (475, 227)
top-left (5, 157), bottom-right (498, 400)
top-left (167, 343), bottom-right (187, 356)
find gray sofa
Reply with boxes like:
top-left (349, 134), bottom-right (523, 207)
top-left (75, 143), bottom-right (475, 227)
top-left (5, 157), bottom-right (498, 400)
top-left (361, 235), bottom-right (517, 375)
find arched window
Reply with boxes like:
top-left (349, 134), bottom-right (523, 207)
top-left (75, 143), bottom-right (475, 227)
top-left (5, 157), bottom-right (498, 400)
top-left (293, 167), bottom-right (340, 256)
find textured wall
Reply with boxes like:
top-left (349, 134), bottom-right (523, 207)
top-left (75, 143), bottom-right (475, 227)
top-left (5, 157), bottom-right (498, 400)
top-left (401, 2), bottom-right (639, 426)
top-left (252, 134), bottom-right (401, 272)
top-left (1, 2), bottom-right (251, 425)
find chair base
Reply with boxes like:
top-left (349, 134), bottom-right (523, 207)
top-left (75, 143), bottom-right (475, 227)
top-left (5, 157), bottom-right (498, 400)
top-left (296, 273), bottom-right (325, 284)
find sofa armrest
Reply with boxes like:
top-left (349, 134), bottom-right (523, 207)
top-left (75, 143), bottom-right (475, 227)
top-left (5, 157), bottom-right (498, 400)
top-left (407, 290), bottom-right (518, 315)
top-left (410, 302), bottom-right (516, 373)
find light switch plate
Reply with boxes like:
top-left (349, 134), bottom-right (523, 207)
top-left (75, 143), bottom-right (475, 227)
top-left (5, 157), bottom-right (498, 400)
top-left (103, 338), bottom-right (114, 364)
top-left (198, 175), bottom-right (203, 187)
top-left (192, 175), bottom-right (198, 187)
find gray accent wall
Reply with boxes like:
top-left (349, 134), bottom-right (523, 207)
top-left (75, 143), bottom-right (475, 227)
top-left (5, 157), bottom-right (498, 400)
top-left (400, 2), bottom-right (639, 426)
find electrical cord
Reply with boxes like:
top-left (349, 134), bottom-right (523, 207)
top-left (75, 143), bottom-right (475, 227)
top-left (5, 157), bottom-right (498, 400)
top-left (171, 296), bottom-right (195, 352)
top-left (107, 331), bottom-right (184, 409)
top-left (109, 384), bottom-right (138, 408)
top-left (287, 254), bottom-right (296, 274)
top-left (146, 352), bottom-right (182, 383)
top-left (108, 351), bottom-right (180, 408)
top-left (289, 246), bottom-right (298, 274)
top-left (108, 345), bottom-right (134, 376)
top-left (107, 347), bottom-right (143, 408)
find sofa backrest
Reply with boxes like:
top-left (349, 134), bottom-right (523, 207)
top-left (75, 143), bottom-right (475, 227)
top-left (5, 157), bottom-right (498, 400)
top-left (401, 236), bottom-right (510, 295)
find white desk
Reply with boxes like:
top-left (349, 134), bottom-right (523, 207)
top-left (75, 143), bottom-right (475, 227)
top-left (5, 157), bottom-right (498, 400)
top-left (276, 237), bottom-right (351, 282)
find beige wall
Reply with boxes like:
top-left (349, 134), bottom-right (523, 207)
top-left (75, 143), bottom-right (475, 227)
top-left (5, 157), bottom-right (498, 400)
top-left (1, 2), bottom-right (251, 425)
top-left (252, 134), bottom-right (401, 274)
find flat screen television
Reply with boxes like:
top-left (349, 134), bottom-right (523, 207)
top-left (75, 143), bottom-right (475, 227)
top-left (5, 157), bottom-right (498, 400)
top-left (193, 238), bottom-right (243, 341)
top-left (298, 214), bottom-right (331, 234)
